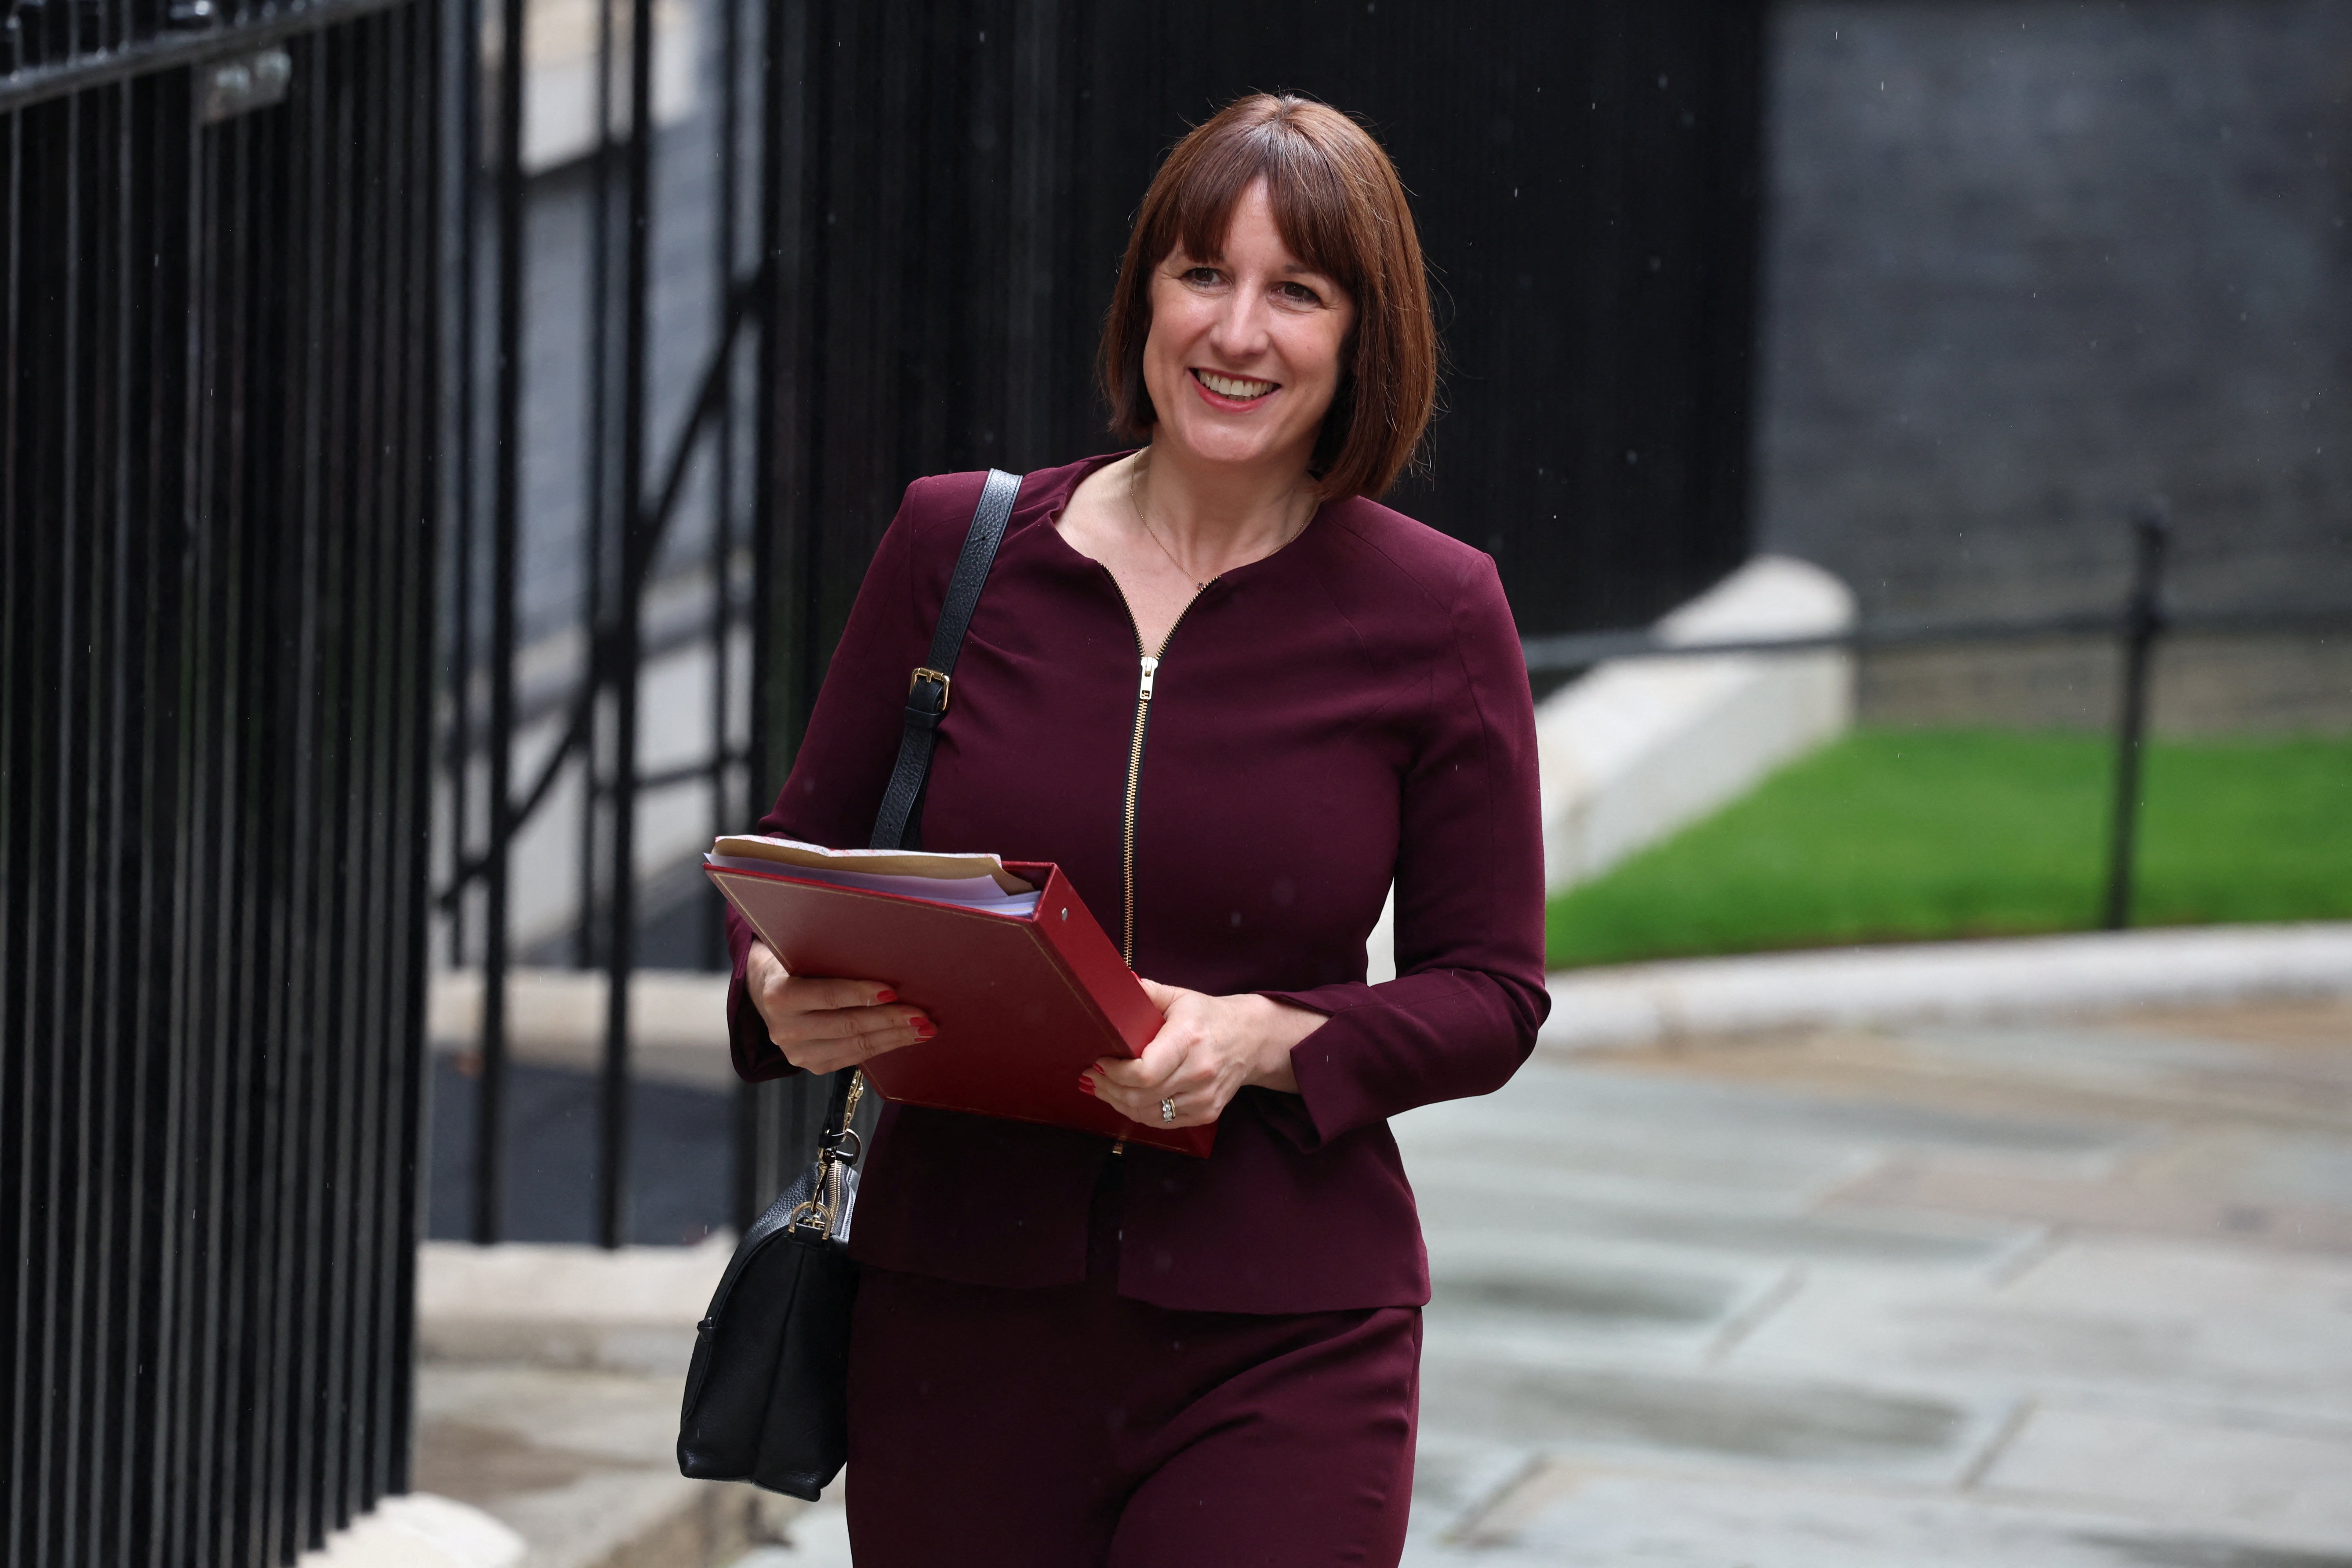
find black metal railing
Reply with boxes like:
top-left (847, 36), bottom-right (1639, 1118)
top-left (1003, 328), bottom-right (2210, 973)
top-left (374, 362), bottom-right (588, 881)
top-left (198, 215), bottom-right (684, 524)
top-left (1522, 505), bottom-right (2352, 932)
top-left (434, 0), bottom-right (787, 1248)
top-left (1, 3), bottom-right (440, 1562)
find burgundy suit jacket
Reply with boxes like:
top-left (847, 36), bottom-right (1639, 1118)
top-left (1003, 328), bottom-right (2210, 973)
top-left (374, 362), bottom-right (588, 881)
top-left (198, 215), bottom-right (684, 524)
top-left (725, 454), bottom-right (1549, 1314)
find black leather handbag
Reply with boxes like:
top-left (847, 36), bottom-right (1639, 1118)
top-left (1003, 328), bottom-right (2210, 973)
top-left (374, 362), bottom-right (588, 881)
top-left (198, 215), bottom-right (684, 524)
top-left (675, 468), bottom-right (1024, 1499)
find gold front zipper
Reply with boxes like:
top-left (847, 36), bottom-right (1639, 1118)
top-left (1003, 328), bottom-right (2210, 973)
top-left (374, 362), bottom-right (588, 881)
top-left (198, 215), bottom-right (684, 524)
top-left (1115, 592), bottom-right (1206, 968)
top-left (1120, 655), bottom-right (1156, 965)
top-left (1104, 579), bottom-right (1208, 1161)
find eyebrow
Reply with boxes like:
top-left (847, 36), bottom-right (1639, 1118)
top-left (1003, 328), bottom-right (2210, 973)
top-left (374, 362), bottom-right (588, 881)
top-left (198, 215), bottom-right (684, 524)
top-left (1170, 249), bottom-right (1330, 281)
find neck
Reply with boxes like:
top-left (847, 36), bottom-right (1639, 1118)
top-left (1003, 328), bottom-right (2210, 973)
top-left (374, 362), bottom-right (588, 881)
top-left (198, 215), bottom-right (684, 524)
top-left (1128, 437), bottom-right (1321, 573)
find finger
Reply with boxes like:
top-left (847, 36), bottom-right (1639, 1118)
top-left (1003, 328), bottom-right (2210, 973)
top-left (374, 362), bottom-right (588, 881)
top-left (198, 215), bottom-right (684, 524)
top-left (788, 1004), bottom-right (933, 1045)
top-left (1136, 976), bottom-right (1188, 1014)
top-left (1094, 1054), bottom-right (1170, 1092)
top-left (1091, 1059), bottom-right (1198, 1117)
top-left (1102, 1027), bottom-right (1191, 1087)
top-left (1099, 1070), bottom-right (1216, 1129)
top-left (791, 975), bottom-right (901, 1013)
top-left (1094, 1080), bottom-right (1219, 1131)
top-left (783, 974), bottom-right (901, 1014)
top-left (1084, 1078), bottom-right (1152, 1124)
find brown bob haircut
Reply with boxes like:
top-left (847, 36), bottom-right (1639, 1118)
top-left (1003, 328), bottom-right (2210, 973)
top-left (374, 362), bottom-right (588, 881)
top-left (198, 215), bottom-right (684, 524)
top-left (1098, 94), bottom-right (1438, 500)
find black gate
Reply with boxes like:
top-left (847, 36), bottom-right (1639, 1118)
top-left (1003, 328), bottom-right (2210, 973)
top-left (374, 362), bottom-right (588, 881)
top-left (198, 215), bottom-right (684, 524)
top-left (1, 0), bottom-right (441, 1561)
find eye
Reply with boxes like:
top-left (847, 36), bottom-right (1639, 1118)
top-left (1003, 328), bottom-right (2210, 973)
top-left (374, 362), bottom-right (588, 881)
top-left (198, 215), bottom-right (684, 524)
top-left (1180, 265), bottom-right (1223, 287)
top-left (1276, 280), bottom-right (1325, 306)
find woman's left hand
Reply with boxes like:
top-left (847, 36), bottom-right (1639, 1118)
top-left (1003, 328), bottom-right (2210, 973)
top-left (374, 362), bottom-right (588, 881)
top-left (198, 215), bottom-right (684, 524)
top-left (1082, 980), bottom-right (1323, 1129)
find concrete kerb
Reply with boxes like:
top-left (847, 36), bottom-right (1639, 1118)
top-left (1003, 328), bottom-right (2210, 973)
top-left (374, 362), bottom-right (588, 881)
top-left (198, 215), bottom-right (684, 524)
top-left (1535, 555), bottom-right (1855, 896)
top-left (416, 1234), bottom-right (733, 1374)
top-left (1540, 922), bottom-right (2352, 1053)
top-left (297, 1495), bottom-right (527, 1568)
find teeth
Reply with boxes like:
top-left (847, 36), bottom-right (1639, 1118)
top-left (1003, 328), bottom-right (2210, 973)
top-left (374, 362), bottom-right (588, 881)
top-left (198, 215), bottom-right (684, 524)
top-left (1197, 370), bottom-right (1275, 399)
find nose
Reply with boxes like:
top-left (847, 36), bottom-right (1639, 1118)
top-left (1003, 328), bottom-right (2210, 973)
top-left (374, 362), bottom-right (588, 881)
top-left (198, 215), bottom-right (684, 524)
top-left (1204, 284), bottom-right (1273, 361)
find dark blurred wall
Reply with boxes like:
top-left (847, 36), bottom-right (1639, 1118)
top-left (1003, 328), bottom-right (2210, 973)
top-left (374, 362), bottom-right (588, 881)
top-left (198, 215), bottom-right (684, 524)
top-left (1755, 0), bottom-right (2352, 730)
top-left (758, 0), bottom-right (1768, 751)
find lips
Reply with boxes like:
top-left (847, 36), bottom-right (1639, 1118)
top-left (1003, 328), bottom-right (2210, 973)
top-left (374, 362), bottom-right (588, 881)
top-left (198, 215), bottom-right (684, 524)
top-left (1191, 368), bottom-right (1278, 402)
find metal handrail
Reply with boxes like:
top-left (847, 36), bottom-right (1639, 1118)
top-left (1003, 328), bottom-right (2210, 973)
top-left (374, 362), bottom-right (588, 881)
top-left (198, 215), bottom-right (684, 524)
top-left (1523, 504), bottom-right (2348, 935)
top-left (1521, 602), bottom-right (2350, 673)
top-left (0, 0), bottom-right (408, 110)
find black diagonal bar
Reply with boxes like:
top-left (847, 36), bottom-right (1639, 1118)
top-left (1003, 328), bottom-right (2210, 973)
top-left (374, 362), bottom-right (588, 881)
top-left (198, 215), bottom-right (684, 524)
top-left (432, 276), bottom-right (760, 910)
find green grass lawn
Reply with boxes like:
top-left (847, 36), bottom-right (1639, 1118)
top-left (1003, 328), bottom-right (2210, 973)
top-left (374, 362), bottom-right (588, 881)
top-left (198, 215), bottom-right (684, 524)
top-left (1545, 729), bottom-right (2352, 969)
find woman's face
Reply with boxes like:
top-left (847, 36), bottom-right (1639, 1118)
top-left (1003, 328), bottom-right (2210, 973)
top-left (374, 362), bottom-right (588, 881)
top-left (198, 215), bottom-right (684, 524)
top-left (1141, 179), bottom-right (1356, 480)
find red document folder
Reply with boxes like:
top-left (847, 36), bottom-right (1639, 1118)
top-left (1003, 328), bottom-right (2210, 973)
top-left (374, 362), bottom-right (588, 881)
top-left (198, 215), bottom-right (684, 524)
top-left (706, 853), bottom-right (1210, 1156)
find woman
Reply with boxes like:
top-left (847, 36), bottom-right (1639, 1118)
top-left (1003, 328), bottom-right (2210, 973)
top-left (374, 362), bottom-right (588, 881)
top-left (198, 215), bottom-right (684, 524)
top-left (725, 93), bottom-right (1547, 1566)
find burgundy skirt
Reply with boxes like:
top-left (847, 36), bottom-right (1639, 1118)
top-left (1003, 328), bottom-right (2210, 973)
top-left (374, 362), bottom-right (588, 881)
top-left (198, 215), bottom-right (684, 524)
top-left (843, 1159), bottom-right (1422, 1568)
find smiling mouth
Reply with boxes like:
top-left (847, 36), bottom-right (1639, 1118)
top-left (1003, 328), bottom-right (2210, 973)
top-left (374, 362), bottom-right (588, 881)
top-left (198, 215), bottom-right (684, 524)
top-left (1192, 368), bottom-right (1278, 401)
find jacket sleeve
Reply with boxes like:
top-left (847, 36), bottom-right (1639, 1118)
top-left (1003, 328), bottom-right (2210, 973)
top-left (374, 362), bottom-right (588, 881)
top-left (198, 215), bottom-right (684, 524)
top-left (723, 476), bottom-right (974, 1082)
top-left (1261, 553), bottom-right (1550, 1146)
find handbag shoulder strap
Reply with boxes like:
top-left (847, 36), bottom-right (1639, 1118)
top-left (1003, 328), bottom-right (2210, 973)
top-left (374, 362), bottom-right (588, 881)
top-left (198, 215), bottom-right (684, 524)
top-left (868, 467), bottom-right (1023, 851)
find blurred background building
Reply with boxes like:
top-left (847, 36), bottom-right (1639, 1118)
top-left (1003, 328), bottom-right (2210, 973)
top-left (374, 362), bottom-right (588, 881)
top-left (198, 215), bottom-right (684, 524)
top-left (1759, 0), bottom-right (2352, 732)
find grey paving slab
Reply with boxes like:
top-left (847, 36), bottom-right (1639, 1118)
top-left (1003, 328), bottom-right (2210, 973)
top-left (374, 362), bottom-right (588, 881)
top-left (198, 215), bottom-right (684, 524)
top-left (1407, 1435), bottom-right (1540, 1546)
top-left (2138, 1127), bottom-right (2352, 1213)
top-left (1731, 1237), bottom-right (2352, 1416)
top-left (1400, 1465), bottom-right (2352, 1568)
top-left (727, 1494), bottom-right (850, 1567)
top-left (1412, 1162), bottom-right (2038, 1266)
top-left (1426, 1234), bottom-right (1766, 1340)
top-left (1417, 1350), bottom-right (1993, 1482)
top-left (1982, 1405), bottom-right (2352, 1545)
top-left (1399, 1001), bottom-right (2352, 1563)
top-left (1409, 1063), bottom-right (2138, 1157)
top-left (414, 1364), bottom-right (774, 1568)
top-left (1398, 1109), bottom-right (1875, 1200)
top-left (1887, 1023), bottom-right (2352, 1123)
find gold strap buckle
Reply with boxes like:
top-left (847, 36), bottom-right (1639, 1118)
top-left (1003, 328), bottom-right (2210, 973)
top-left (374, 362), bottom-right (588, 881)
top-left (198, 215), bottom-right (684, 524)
top-left (908, 666), bottom-right (951, 715)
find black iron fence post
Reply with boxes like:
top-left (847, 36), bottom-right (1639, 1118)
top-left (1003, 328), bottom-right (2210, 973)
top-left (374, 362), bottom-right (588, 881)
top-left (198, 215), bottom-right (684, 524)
top-left (474, 0), bottom-right (526, 1246)
top-left (596, 0), bottom-right (657, 1252)
top-left (2102, 499), bottom-right (2170, 931)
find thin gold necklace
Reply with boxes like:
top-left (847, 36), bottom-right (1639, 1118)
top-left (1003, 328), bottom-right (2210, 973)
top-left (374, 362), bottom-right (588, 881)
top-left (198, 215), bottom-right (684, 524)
top-left (1128, 474), bottom-right (1210, 591)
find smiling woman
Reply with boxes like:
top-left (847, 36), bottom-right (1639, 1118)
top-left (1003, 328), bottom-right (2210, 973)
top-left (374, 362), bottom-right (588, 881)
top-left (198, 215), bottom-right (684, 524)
top-left (724, 93), bottom-right (1546, 1568)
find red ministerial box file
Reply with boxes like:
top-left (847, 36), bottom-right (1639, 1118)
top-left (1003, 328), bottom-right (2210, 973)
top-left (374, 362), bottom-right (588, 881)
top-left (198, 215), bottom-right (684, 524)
top-left (706, 852), bottom-right (1212, 1157)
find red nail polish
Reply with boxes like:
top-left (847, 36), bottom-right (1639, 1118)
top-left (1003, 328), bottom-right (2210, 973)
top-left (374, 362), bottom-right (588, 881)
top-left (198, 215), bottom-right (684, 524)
top-left (1077, 1078), bottom-right (1094, 1095)
top-left (913, 1019), bottom-right (936, 1038)
top-left (875, 988), bottom-right (897, 1004)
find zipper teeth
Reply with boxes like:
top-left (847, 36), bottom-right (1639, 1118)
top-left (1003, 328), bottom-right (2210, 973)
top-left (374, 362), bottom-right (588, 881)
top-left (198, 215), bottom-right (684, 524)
top-left (1122, 698), bottom-right (1148, 965)
top-left (1115, 588), bottom-right (1208, 970)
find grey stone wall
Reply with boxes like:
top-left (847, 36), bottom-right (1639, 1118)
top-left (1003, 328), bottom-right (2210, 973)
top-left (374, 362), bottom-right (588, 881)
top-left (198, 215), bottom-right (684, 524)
top-left (1753, 0), bottom-right (2352, 730)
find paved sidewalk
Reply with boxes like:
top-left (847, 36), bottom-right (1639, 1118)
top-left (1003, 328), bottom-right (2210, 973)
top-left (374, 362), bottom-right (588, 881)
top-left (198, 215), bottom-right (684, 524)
top-left (1399, 998), bottom-right (2352, 1566)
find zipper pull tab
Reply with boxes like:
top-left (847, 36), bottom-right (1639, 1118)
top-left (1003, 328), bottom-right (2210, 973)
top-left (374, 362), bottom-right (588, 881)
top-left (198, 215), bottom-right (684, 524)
top-left (1138, 655), bottom-right (1159, 701)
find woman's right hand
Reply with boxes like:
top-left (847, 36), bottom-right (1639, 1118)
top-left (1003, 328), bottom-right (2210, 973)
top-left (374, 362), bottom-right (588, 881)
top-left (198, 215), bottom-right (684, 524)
top-left (744, 939), bottom-right (935, 1074)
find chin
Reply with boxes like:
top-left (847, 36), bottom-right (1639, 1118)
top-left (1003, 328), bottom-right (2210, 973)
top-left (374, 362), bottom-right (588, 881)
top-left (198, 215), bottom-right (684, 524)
top-left (1161, 415), bottom-right (1303, 472)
